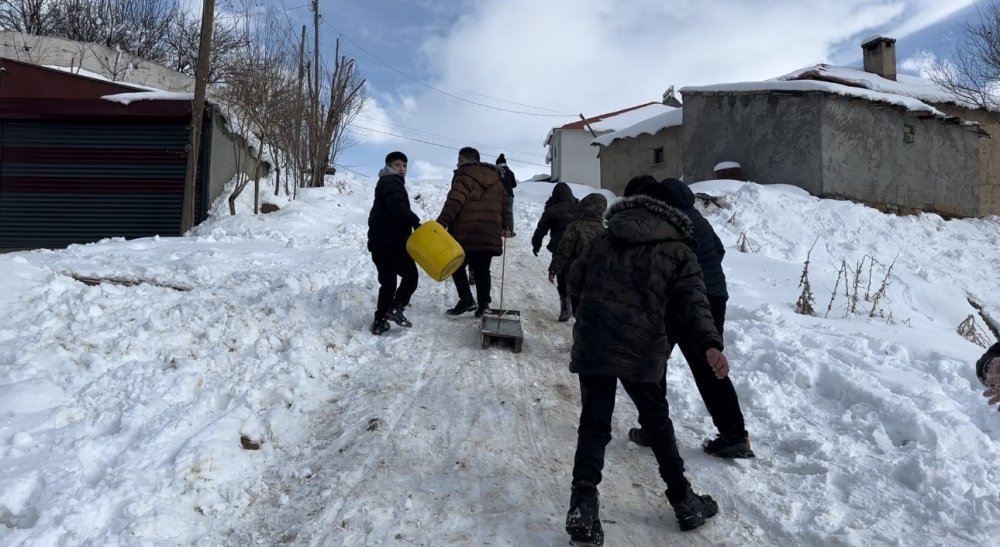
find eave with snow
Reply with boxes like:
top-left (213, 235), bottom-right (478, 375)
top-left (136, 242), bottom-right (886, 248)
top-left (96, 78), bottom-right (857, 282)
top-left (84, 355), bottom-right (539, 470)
top-left (588, 106), bottom-right (685, 195)
top-left (544, 102), bottom-right (673, 188)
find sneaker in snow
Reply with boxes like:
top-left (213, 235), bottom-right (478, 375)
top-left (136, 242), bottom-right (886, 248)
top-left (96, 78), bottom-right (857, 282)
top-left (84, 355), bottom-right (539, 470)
top-left (446, 299), bottom-right (477, 316)
top-left (702, 433), bottom-right (755, 459)
top-left (669, 486), bottom-right (719, 532)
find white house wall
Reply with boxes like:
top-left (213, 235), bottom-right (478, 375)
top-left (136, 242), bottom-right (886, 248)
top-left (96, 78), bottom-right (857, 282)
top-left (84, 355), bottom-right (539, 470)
top-left (556, 129), bottom-right (603, 188)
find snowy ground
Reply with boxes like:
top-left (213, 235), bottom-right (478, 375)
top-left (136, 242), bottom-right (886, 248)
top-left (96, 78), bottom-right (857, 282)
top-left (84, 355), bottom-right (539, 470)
top-left (1, 173), bottom-right (999, 546)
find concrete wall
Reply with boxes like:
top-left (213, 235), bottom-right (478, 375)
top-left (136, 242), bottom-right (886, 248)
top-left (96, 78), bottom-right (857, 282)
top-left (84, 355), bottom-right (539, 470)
top-left (932, 104), bottom-right (1000, 216)
top-left (597, 126), bottom-right (683, 196)
top-left (554, 129), bottom-right (603, 188)
top-left (682, 92), bottom-right (825, 190)
top-left (207, 107), bottom-right (268, 207)
top-left (0, 32), bottom-right (193, 92)
top-left (820, 97), bottom-right (984, 217)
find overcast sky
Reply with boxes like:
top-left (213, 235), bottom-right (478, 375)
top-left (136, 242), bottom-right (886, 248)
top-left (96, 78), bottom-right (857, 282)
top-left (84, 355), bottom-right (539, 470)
top-left (297, 0), bottom-right (979, 180)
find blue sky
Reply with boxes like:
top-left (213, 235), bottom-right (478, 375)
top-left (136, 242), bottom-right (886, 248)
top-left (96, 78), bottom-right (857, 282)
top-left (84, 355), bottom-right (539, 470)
top-left (281, 1), bottom-right (979, 180)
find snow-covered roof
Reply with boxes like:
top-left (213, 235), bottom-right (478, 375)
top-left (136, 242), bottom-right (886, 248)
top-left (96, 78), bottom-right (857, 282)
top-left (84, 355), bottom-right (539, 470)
top-left (682, 63), bottom-right (985, 118)
top-left (553, 102), bottom-right (673, 135)
top-left (778, 64), bottom-right (977, 110)
top-left (714, 161), bottom-right (741, 171)
top-left (591, 107), bottom-right (683, 147)
top-left (682, 78), bottom-right (950, 119)
top-left (45, 64), bottom-right (163, 92)
top-left (102, 91), bottom-right (195, 105)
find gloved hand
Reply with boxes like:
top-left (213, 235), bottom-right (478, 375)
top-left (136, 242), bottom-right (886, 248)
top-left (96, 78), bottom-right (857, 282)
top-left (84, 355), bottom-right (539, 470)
top-left (548, 272), bottom-right (556, 284)
top-left (706, 348), bottom-right (730, 379)
top-left (532, 248), bottom-right (539, 257)
top-left (984, 357), bottom-right (1000, 410)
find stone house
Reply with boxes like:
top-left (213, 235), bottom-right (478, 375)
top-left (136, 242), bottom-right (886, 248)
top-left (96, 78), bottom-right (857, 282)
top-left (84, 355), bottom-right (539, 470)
top-left (679, 37), bottom-right (998, 218)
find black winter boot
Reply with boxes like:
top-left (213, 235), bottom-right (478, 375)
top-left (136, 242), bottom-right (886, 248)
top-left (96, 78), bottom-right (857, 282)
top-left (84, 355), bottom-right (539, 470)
top-left (669, 486), bottom-right (719, 531)
top-left (558, 295), bottom-right (571, 322)
top-left (370, 316), bottom-right (391, 336)
top-left (386, 305), bottom-right (412, 328)
top-left (566, 482), bottom-right (604, 546)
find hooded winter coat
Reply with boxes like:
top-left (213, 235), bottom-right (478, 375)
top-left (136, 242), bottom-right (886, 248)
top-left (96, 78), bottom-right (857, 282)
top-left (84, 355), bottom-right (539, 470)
top-left (568, 195), bottom-right (722, 383)
top-left (531, 182), bottom-right (578, 254)
top-left (436, 161), bottom-right (511, 256)
top-left (367, 167), bottom-right (420, 253)
top-left (977, 342), bottom-right (1000, 385)
top-left (549, 193), bottom-right (607, 275)
top-left (661, 178), bottom-right (729, 299)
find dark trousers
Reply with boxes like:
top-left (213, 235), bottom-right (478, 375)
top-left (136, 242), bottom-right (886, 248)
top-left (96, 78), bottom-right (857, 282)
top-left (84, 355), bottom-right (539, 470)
top-left (451, 251), bottom-right (493, 308)
top-left (556, 272), bottom-right (568, 298)
top-left (668, 295), bottom-right (747, 438)
top-left (371, 249), bottom-right (418, 319)
top-left (573, 374), bottom-right (690, 502)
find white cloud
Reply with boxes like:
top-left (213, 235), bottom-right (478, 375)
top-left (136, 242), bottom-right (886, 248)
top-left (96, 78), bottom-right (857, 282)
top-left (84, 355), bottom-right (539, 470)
top-left (352, 0), bottom-right (977, 177)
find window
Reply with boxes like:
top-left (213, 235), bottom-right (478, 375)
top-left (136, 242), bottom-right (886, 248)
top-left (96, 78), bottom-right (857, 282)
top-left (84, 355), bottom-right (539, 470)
top-left (653, 147), bottom-right (664, 165)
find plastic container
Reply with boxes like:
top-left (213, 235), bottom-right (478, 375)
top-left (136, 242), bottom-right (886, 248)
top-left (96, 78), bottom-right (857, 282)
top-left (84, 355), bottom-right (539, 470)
top-left (406, 221), bottom-right (465, 282)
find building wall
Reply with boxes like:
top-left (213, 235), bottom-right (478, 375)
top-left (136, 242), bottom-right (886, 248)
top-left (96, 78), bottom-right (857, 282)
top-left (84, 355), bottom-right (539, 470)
top-left (820, 97), bottom-right (983, 217)
top-left (207, 107), bottom-right (267, 207)
top-left (931, 104), bottom-right (1000, 217)
top-left (0, 32), bottom-right (193, 92)
top-left (555, 129), bottom-right (603, 188)
top-left (598, 126), bottom-right (683, 196)
top-left (682, 92), bottom-right (825, 191)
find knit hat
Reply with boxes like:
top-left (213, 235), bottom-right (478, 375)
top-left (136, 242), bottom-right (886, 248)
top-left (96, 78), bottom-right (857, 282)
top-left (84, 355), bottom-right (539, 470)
top-left (635, 181), bottom-right (674, 205)
top-left (623, 175), bottom-right (658, 197)
top-left (496, 153), bottom-right (507, 166)
top-left (385, 151), bottom-right (408, 165)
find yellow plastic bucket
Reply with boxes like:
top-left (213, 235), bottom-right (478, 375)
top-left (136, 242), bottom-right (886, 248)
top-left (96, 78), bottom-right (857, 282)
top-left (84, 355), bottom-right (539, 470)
top-left (406, 220), bottom-right (466, 282)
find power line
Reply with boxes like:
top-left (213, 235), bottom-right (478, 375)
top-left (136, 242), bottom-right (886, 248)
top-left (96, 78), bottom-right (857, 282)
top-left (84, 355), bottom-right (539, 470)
top-left (357, 119), bottom-right (546, 159)
top-left (348, 125), bottom-right (549, 168)
top-left (214, 3), bottom-right (311, 21)
top-left (321, 20), bottom-right (577, 118)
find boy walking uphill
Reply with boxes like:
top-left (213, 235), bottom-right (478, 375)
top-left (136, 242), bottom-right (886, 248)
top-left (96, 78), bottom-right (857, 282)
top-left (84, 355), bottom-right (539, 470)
top-left (625, 176), bottom-right (754, 458)
top-left (532, 182), bottom-right (579, 321)
top-left (367, 151), bottom-right (422, 335)
top-left (548, 193), bottom-right (607, 320)
top-left (564, 184), bottom-right (729, 544)
top-left (437, 147), bottom-right (512, 317)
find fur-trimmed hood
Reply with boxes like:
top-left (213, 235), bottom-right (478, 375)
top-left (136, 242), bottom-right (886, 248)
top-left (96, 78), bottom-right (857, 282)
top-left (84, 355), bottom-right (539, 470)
top-left (605, 195), bottom-right (694, 245)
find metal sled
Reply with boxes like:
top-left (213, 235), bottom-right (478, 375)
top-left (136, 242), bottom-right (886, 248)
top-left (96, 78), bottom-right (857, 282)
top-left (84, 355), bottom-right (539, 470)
top-left (480, 308), bottom-right (523, 353)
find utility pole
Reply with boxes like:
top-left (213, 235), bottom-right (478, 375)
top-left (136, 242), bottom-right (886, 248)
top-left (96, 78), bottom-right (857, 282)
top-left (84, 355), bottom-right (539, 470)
top-left (181, 0), bottom-right (216, 233)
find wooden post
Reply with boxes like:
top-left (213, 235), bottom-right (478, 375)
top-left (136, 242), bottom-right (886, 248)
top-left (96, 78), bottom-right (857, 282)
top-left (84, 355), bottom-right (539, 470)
top-left (181, 0), bottom-right (216, 233)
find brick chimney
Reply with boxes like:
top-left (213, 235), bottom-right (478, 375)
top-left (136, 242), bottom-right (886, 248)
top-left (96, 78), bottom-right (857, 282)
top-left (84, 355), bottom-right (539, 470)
top-left (862, 36), bottom-right (896, 81)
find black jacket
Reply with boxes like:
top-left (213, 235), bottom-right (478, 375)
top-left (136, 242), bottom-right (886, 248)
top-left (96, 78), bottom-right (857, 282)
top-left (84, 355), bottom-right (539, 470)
top-left (498, 165), bottom-right (517, 197)
top-left (532, 182), bottom-right (578, 254)
top-left (662, 178), bottom-right (728, 299)
top-left (367, 168), bottom-right (420, 254)
top-left (568, 195), bottom-right (722, 383)
top-left (977, 342), bottom-right (1000, 385)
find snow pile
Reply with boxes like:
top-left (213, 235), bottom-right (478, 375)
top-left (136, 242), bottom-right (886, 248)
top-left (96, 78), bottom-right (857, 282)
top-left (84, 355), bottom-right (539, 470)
top-left (592, 107), bottom-right (683, 147)
top-left (0, 174), bottom-right (999, 545)
top-left (101, 91), bottom-right (195, 105)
